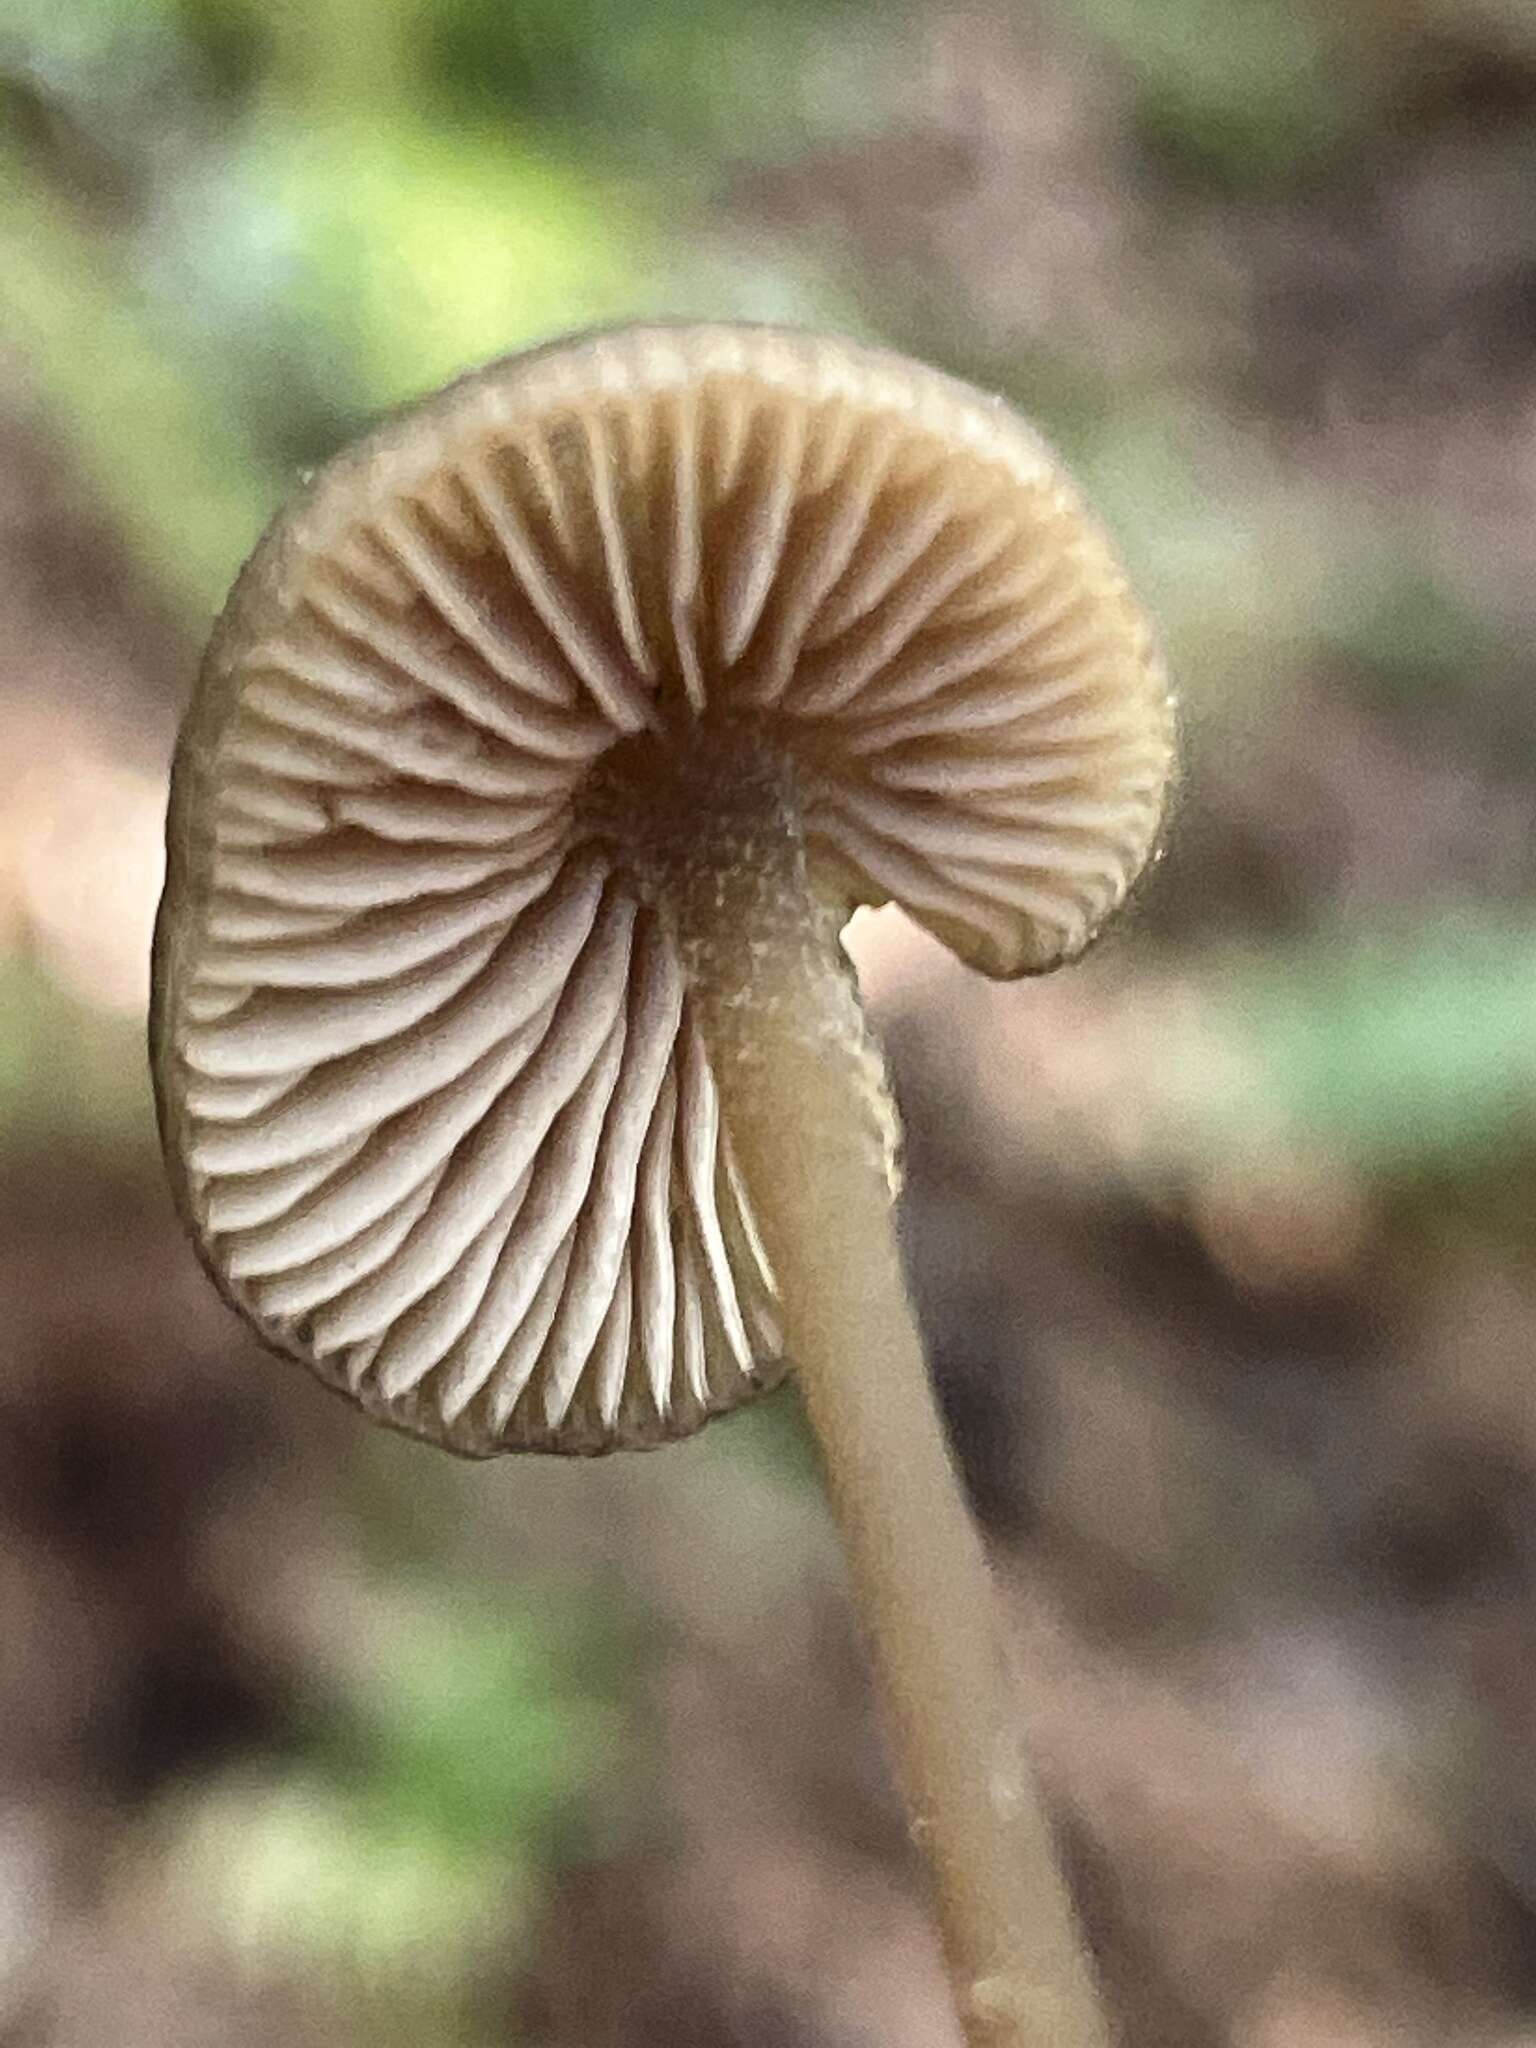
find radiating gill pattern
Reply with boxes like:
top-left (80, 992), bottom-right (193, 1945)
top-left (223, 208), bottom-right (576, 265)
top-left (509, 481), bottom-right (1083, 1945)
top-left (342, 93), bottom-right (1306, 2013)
top-left (155, 325), bottom-right (1172, 1454)
top-left (172, 833), bottom-right (784, 1453)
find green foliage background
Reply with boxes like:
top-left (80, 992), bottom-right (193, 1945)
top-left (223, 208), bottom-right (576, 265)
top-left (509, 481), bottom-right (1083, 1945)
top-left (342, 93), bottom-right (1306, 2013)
top-left (5, 0), bottom-right (1536, 2039)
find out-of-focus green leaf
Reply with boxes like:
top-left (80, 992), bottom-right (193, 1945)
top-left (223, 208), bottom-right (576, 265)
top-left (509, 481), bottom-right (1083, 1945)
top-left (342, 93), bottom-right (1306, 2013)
top-left (1145, 914), bottom-right (1536, 1190)
top-left (336, 1589), bottom-right (623, 1854)
top-left (169, 1768), bottom-right (520, 1980)
top-left (1054, 0), bottom-right (1365, 183)
top-left (243, 114), bottom-right (668, 410)
top-left (1220, 914), bottom-right (1536, 1174)
top-left (418, 0), bottom-right (875, 157)
top-left (0, 144), bottom-right (284, 617)
top-left (1320, 570), bottom-right (1511, 714)
top-left (154, 1573), bottom-right (628, 2040)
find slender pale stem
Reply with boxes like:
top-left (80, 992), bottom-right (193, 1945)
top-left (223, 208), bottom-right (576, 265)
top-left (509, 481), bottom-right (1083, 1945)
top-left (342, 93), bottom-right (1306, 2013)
top-left (652, 731), bottom-right (1111, 2048)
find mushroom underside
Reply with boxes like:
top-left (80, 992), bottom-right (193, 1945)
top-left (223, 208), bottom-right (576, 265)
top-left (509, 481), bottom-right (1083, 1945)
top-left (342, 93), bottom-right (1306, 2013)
top-left (153, 325), bottom-right (1172, 1454)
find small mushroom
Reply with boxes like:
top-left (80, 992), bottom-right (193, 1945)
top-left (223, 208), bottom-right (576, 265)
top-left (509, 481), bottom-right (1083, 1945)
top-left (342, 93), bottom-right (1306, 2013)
top-left (152, 323), bottom-right (1172, 2047)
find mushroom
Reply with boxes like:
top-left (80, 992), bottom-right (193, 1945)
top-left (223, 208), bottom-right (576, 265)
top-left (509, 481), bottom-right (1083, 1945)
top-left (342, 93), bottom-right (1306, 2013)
top-left (151, 323), bottom-right (1173, 2048)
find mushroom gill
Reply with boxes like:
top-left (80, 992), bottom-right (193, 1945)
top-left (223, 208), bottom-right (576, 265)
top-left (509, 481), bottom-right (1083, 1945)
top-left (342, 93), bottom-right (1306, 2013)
top-left (152, 322), bottom-right (1172, 1457)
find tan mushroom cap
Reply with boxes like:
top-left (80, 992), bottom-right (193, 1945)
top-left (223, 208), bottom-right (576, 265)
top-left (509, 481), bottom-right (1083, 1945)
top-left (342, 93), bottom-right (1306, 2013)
top-left (151, 322), bottom-right (1173, 1457)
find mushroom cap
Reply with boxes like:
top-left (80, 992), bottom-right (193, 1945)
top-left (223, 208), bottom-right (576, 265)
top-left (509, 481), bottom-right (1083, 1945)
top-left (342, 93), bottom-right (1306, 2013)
top-left (151, 322), bottom-right (1173, 1457)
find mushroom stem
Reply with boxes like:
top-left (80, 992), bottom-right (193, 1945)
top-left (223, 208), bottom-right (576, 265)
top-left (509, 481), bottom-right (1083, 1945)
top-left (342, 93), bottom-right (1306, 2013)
top-left (664, 739), bottom-right (1110, 2048)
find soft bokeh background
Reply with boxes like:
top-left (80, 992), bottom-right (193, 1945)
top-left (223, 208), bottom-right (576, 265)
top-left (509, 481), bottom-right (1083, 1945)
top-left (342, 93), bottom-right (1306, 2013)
top-left (5, 1), bottom-right (1536, 2041)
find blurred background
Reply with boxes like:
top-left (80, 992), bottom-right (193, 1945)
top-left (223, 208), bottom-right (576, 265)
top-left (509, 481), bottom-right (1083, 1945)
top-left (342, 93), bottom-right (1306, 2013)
top-left (4, 0), bottom-right (1536, 2041)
